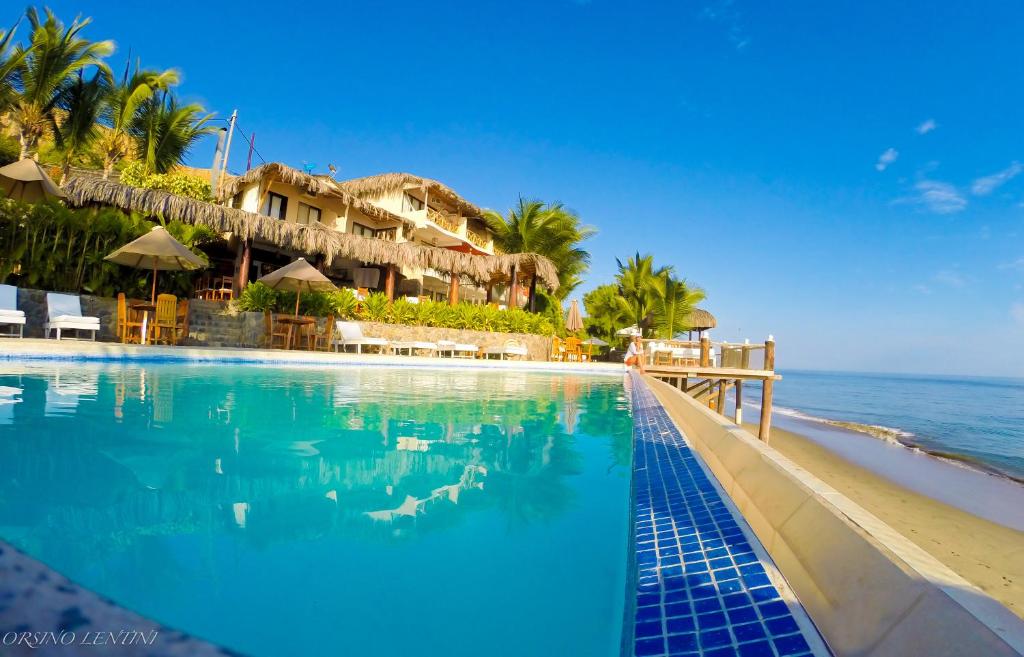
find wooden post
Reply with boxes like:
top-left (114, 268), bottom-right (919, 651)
top-left (734, 380), bottom-right (744, 424)
top-left (384, 265), bottom-right (396, 301)
top-left (448, 275), bottom-right (460, 305)
top-left (528, 273), bottom-right (538, 312)
top-left (716, 379), bottom-right (727, 416)
top-left (232, 239), bottom-right (252, 297)
top-left (485, 283), bottom-right (493, 304)
top-left (758, 336), bottom-right (776, 442)
top-left (700, 335), bottom-right (711, 367)
top-left (507, 265), bottom-right (518, 309)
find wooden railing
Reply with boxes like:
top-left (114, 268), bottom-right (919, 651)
top-left (427, 208), bottom-right (460, 234)
top-left (466, 229), bottom-right (490, 249)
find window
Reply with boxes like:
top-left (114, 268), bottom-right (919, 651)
top-left (402, 193), bottom-right (425, 212)
top-left (351, 222), bottom-right (375, 238)
top-left (262, 192), bottom-right (288, 220)
top-left (296, 203), bottom-right (321, 225)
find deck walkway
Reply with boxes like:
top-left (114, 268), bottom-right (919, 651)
top-left (628, 372), bottom-right (830, 657)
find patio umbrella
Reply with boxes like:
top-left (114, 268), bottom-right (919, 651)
top-left (0, 159), bottom-right (65, 202)
top-left (565, 299), bottom-right (584, 332)
top-left (105, 226), bottom-right (205, 302)
top-left (581, 337), bottom-right (608, 347)
top-left (615, 325), bottom-right (642, 337)
top-left (258, 257), bottom-right (337, 316)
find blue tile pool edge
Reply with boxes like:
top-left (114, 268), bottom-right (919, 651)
top-left (625, 372), bottom-right (831, 657)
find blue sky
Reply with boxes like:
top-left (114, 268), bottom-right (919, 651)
top-left (28, 1), bottom-right (1024, 376)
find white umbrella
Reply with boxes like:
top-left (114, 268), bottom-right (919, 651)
top-left (615, 325), bottom-right (642, 337)
top-left (258, 257), bottom-right (337, 316)
top-left (0, 159), bottom-right (65, 202)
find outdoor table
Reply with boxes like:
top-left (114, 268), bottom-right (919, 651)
top-left (275, 316), bottom-right (315, 350)
top-left (130, 302), bottom-right (156, 345)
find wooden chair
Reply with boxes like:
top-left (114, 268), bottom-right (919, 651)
top-left (116, 293), bottom-right (144, 344)
top-left (550, 336), bottom-right (563, 362)
top-left (153, 294), bottom-right (178, 344)
top-left (263, 311), bottom-right (289, 349)
top-left (174, 299), bottom-right (190, 345)
top-left (214, 276), bottom-right (234, 301)
top-left (311, 314), bottom-right (335, 352)
top-left (564, 337), bottom-right (582, 362)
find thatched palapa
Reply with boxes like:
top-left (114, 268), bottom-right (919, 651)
top-left (62, 177), bottom-right (558, 290)
top-left (337, 173), bottom-right (484, 218)
top-left (219, 163), bottom-right (416, 233)
top-left (684, 308), bottom-right (717, 330)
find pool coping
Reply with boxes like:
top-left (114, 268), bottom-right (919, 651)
top-left (625, 372), bottom-right (831, 657)
top-left (0, 338), bottom-right (622, 376)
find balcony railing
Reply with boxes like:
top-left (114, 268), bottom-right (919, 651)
top-left (466, 229), bottom-right (490, 249)
top-left (427, 208), bottom-right (460, 234)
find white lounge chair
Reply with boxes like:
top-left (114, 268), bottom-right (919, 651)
top-left (392, 340), bottom-right (438, 356)
top-left (437, 340), bottom-right (479, 358)
top-left (0, 284), bottom-right (25, 338)
top-left (333, 321), bottom-right (389, 353)
top-left (484, 339), bottom-right (529, 360)
top-left (44, 293), bottom-right (100, 340)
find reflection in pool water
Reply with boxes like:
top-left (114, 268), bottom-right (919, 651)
top-left (0, 363), bottom-right (632, 657)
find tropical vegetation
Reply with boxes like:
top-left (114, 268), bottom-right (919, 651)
top-left (584, 252), bottom-right (705, 341)
top-left (0, 8), bottom-right (214, 176)
top-left (237, 282), bottom-right (556, 336)
top-left (0, 193), bottom-right (212, 297)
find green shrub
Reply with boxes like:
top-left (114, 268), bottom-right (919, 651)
top-left (389, 298), bottom-right (417, 325)
top-left (237, 282), bottom-right (279, 313)
top-left (121, 162), bottom-right (213, 201)
top-left (359, 292), bottom-right (390, 322)
top-left (329, 288), bottom-right (358, 319)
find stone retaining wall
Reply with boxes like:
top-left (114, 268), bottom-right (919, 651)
top-left (7, 289), bottom-right (553, 360)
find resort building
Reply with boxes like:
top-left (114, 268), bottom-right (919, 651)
top-left (218, 164), bottom-right (499, 303)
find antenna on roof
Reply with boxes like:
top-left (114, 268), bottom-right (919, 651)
top-left (302, 161), bottom-right (316, 175)
top-left (328, 163), bottom-right (337, 179)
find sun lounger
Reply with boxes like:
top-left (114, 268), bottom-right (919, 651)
top-left (44, 292), bottom-right (100, 340)
top-left (0, 284), bottom-right (25, 338)
top-left (392, 340), bottom-right (438, 356)
top-left (437, 340), bottom-right (479, 358)
top-left (333, 321), bottom-right (389, 353)
top-left (484, 339), bottom-right (529, 360)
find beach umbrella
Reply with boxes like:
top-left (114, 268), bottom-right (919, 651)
top-left (565, 299), bottom-right (584, 332)
top-left (581, 337), bottom-right (608, 347)
top-left (105, 226), bottom-right (205, 302)
top-left (0, 159), bottom-right (65, 202)
top-left (615, 325), bottom-right (642, 337)
top-left (258, 257), bottom-right (337, 316)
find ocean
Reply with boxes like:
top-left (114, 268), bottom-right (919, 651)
top-left (766, 370), bottom-right (1024, 483)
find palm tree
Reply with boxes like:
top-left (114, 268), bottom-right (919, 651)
top-left (7, 8), bottom-right (113, 160)
top-left (652, 272), bottom-right (706, 339)
top-left (0, 21), bottom-right (27, 115)
top-left (53, 70), bottom-right (107, 183)
top-left (130, 91), bottom-right (214, 173)
top-left (615, 252), bottom-right (665, 334)
top-left (583, 284), bottom-right (631, 343)
top-left (97, 63), bottom-right (179, 179)
top-left (483, 198), bottom-right (594, 310)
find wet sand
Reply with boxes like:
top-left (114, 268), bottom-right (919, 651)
top-left (745, 421), bottom-right (1024, 619)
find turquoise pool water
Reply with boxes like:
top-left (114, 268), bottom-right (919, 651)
top-left (0, 363), bottom-right (632, 657)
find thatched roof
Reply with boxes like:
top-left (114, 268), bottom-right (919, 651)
top-left (218, 163), bottom-right (415, 233)
top-left (62, 177), bottom-right (558, 290)
top-left (685, 308), bottom-right (716, 330)
top-left (337, 173), bottom-right (484, 218)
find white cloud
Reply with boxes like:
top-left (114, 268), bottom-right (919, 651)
top-left (1000, 257), bottom-right (1024, 272)
top-left (916, 119), bottom-right (937, 135)
top-left (912, 284), bottom-right (932, 295)
top-left (875, 148), bottom-right (899, 172)
top-left (901, 179), bottom-right (967, 214)
top-left (934, 270), bottom-right (966, 288)
top-left (1012, 303), bottom-right (1024, 327)
top-left (971, 161), bottom-right (1023, 196)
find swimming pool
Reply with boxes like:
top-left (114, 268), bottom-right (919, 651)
top-left (0, 363), bottom-right (632, 656)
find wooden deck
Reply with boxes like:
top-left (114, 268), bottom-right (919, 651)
top-left (644, 337), bottom-right (778, 441)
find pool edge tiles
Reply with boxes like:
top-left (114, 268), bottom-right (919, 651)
top-left (626, 372), bottom-right (831, 657)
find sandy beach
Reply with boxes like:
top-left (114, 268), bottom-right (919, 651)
top-left (744, 421), bottom-right (1024, 619)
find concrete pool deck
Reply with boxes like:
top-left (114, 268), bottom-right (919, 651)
top-left (0, 338), bottom-right (623, 375)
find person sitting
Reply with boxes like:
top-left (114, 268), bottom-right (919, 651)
top-left (624, 335), bottom-right (645, 372)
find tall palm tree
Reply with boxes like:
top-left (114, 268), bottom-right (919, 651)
top-left (0, 21), bottom-right (27, 115)
top-left (53, 70), bottom-right (107, 183)
top-left (653, 272), bottom-right (706, 340)
top-left (8, 8), bottom-right (113, 159)
top-left (483, 198), bottom-right (594, 309)
top-left (130, 91), bottom-right (214, 173)
top-left (97, 63), bottom-right (179, 179)
top-left (615, 252), bottom-right (665, 334)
